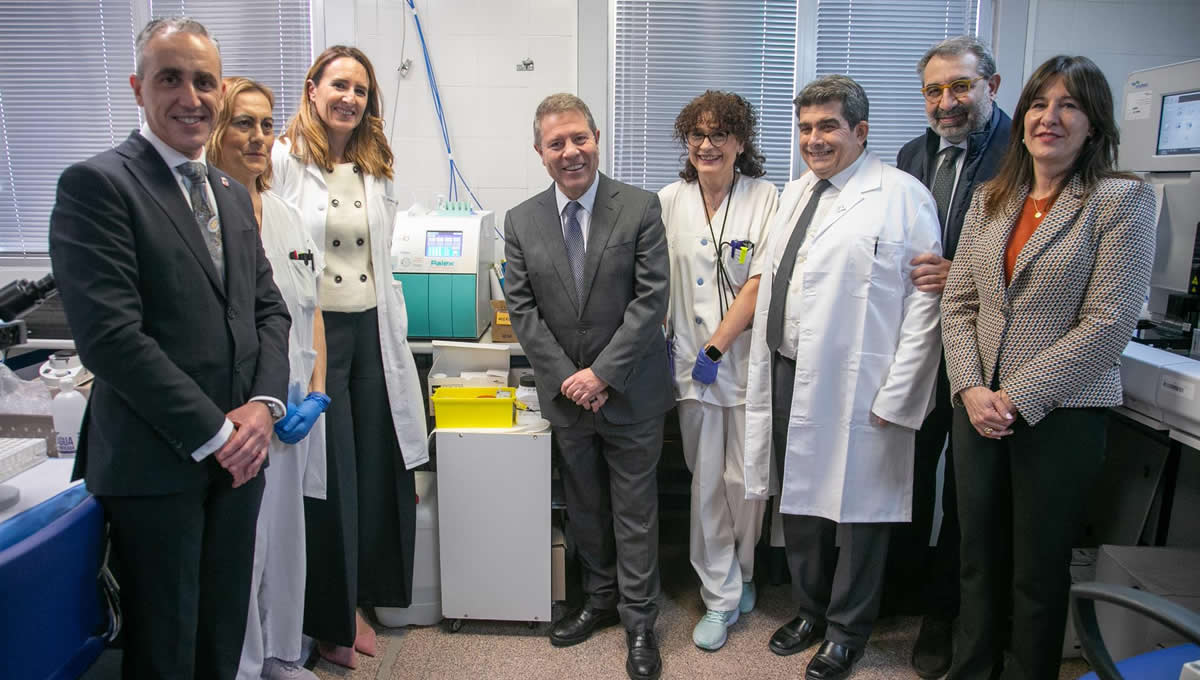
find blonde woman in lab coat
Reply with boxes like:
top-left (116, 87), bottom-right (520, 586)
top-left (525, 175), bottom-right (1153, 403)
top-left (272, 46), bottom-right (429, 669)
top-left (207, 77), bottom-right (328, 680)
top-left (660, 91), bottom-right (778, 651)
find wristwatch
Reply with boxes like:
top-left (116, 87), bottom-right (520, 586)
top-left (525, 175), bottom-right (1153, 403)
top-left (264, 400), bottom-right (286, 421)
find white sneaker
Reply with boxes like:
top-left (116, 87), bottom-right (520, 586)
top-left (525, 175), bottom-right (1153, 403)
top-left (692, 608), bottom-right (739, 651)
top-left (262, 657), bottom-right (319, 680)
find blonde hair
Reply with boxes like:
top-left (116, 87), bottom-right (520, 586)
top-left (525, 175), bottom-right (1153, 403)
top-left (281, 45), bottom-right (393, 179)
top-left (207, 77), bottom-right (275, 193)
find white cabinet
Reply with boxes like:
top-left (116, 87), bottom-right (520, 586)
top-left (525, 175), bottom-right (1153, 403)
top-left (436, 429), bottom-right (551, 623)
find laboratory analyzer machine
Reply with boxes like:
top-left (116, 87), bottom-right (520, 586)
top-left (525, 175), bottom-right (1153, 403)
top-left (392, 210), bottom-right (496, 340)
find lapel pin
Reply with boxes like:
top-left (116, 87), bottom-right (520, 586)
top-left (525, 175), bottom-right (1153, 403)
top-left (220, 177), bottom-right (229, 187)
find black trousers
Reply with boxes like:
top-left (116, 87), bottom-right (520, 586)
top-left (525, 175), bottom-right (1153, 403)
top-left (554, 412), bottom-right (664, 631)
top-left (949, 406), bottom-right (1107, 680)
top-left (883, 359), bottom-right (959, 616)
top-left (304, 309), bottom-right (416, 646)
top-left (102, 462), bottom-right (264, 679)
top-left (773, 353), bottom-right (891, 651)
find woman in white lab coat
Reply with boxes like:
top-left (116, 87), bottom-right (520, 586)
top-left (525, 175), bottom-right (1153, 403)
top-left (208, 77), bottom-right (328, 680)
top-left (660, 91), bottom-right (778, 651)
top-left (272, 46), bottom-right (429, 670)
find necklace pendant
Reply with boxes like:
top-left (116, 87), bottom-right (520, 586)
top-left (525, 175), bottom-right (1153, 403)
top-left (1034, 210), bottom-right (1042, 218)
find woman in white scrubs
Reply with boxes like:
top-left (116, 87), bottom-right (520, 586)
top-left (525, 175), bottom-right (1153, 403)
top-left (208, 77), bottom-right (328, 680)
top-left (660, 91), bottom-right (779, 651)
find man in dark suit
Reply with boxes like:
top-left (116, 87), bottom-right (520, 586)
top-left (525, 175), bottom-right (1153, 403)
top-left (48, 17), bottom-right (290, 679)
top-left (504, 93), bottom-right (673, 680)
top-left (890, 35), bottom-right (1011, 678)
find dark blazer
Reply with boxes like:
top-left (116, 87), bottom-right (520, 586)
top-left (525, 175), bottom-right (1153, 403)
top-left (896, 106), bottom-right (1012, 260)
top-left (503, 173), bottom-right (674, 426)
top-left (49, 132), bottom-right (291, 496)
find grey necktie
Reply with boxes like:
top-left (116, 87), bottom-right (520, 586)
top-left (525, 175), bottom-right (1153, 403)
top-left (931, 146), bottom-right (963, 233)
top-left (563, 200), bottom-right (585, 303)
top-left (765, 179), bottom-right (832, 354)
top-left (176, 161), bottom-right (224, 283)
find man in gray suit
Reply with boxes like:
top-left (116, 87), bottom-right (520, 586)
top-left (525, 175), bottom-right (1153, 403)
top-left (504, 93), bottom-right (673, 680)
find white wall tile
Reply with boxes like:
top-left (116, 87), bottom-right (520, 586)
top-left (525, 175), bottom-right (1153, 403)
top-left (334, 0), bottom-right (578, 225)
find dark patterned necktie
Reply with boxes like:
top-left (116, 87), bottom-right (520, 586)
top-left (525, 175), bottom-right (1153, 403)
top-left (931, 146), bottom-right (963, 234)
top-left (765, 179), bottom-right (831, 354)
top-left (563, 200), bottom-right (585, 303)
top-left (176, 161), bottom-right (224, 283)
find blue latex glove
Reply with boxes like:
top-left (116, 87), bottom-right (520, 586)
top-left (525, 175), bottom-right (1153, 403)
top-left (691, 348), bottom-right (719, 385)
top-left (274, 392), bottom-right (331, 445)
top-left (666, 334), bottom-right (676, 372)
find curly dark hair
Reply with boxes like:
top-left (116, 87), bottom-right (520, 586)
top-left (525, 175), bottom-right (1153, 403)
top-left (673, 91), bottom-right (767, 182)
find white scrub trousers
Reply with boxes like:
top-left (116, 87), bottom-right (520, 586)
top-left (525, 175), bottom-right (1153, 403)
top-left (678, 399), bottom-right (765, 612)
top-left (237, 427), bottom-right (319, 679)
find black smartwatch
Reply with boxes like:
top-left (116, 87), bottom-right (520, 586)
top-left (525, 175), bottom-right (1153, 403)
top-left (704, 345), bottom-right (723, 361)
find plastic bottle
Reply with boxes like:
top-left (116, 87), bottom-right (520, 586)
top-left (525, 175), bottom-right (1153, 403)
top-left (52, 375), bottom-right (87, 457)
top-left (515, 374), bottom-right (540, 425)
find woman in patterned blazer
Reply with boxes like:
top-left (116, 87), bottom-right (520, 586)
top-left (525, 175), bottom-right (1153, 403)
top-left (941, 55), bottom-right (1156, 680)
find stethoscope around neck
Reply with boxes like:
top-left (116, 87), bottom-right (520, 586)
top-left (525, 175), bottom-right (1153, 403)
top-left (697, 172), bottom-right (746, 321)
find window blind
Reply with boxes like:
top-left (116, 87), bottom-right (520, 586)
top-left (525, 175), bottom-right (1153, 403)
top-left (613, 0), bottom-right (799, 192)
top-left (150, 0), bottom-right (312, 126)
top-left (815, 0), bottom-right (980, 165)
top-left (0, 0), bottom-right (140, 256)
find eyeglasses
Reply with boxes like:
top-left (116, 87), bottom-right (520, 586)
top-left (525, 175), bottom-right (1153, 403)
top-left (687, 131), bottom-right (730, 148)
top-left (921, 76), bottom-right (987, 102)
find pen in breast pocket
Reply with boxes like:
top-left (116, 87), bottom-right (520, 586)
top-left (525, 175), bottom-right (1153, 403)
top-left (874, 238), bottom-right (878, 256)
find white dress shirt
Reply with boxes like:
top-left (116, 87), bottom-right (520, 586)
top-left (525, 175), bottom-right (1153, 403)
top-left (138, 124), bottom-right (284, 461)
top-left (774, 151), bottom-right (868, 360)
top-left (554, 173), bottom-right (600, 249)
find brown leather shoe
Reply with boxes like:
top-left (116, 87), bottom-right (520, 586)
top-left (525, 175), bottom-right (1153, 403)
top-left (911, 614), bottom-right (953, 678)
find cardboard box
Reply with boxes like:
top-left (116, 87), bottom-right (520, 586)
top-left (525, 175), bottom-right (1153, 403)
top-left (1094, 545), bottom-right (1200, 661)
top-left (491, 300), bottom-right (518, 343)
top-left (427, 341), bottom-right (510, 414)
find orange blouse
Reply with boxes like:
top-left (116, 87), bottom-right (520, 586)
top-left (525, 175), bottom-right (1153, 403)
top-left (1005, 194), bottom-right (1057, 284)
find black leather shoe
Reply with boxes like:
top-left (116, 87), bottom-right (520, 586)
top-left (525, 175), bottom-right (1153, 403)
top-left (549, 606), bottom-right (620, 647)
top-left (768, 616), bottom-right (826, 656)
top-left (806, 640), bottom-right (862, 680)
top-left (626, 629), bottom-right (661, 680)
top-left (911, 614), bottom-right (953, 678)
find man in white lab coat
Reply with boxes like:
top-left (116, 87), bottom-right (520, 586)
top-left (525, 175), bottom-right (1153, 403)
top-left (743, 75), bottom-right (942, 680)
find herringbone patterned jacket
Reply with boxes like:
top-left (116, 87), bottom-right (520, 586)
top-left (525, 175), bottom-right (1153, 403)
top-left (941, 174), bottom-right (1157, 426)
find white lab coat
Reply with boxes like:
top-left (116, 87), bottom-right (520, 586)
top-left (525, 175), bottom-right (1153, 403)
top-left (260, 190), bottom-right (327, 498)
top-left (239, 191), bottom-right (325, 676)
top-left (743, 152), bottom-right (942, 523)
top-left (271, 140), bottom-right (429, 469)
top-left (661, 175), bottom-right (779, 406)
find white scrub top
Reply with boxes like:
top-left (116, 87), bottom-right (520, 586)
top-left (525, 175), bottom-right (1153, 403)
top-left (260, 190), bottom-right (326, 498)
top-left (661, 175), bottom-right (779, 407)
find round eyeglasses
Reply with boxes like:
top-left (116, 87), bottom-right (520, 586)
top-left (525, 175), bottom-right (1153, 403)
top-left (921, 76), bottom-right (987, 102)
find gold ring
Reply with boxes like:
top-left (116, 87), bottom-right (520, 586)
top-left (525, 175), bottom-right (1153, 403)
top-left (983, 427), bottom-right (994, 435)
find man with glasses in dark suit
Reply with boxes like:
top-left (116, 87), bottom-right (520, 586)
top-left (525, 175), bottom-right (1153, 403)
top-left (890, 35), bottom-right (1011, 679)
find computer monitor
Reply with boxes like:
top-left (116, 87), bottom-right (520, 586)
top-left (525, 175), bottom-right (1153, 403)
top-left (1157, 89), bottom-right (1200, 157)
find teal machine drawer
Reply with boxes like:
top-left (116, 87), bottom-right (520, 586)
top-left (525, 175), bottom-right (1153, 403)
top-left (395, 273), bottom-right (482, 339)
top-left (391, 210), bottom-right (497, 340)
